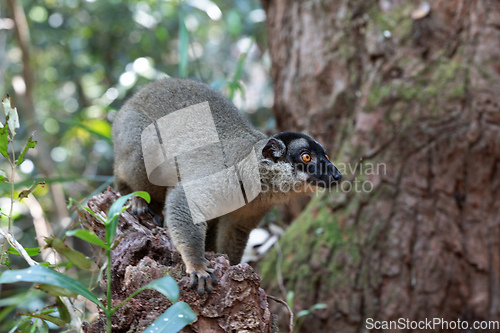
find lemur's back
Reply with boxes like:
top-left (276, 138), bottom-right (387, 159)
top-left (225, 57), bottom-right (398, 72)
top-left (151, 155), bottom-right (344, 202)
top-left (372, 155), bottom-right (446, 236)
top-left (112, 78), bottom-right (266, 207)
top-left (113, 78), bottom-right (264, 150)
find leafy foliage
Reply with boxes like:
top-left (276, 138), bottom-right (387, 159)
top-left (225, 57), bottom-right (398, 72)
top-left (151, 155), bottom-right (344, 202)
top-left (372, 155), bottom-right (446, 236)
top-left (0, 265), bottom-right (103, 307)
top-left (2, 0), bottom-right (270, 209)
top-left (16, 135), bottom-right (37, 166)
top-left (1, 191), bottom-right (195, 332)
top-left (1, 1), bottom-right (271, 331)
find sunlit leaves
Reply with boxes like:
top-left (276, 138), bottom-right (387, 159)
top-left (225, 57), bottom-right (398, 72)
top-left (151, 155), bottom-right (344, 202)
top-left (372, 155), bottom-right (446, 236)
top-left (145, 275), bottom-right (180, 303)
top-left (6, 247), bottom-right (40, 257)
top-left (35, 284), bottom-right (79, 299)
top-left (0, 125), bottom-right (9, 158)
top-left (80, 119), bottom-right (112, 139)
top-left (44, 236), bottom-right (92, 270)
top-left (142, 302), bottom-right (196, 333)
top-left (66, 229), bottom-right (106, 248)
top-left (0, 265), bottom-right (103, 307)
top-left (17, 181), bottom-right (46, 201)
top-left (2, 95), bottom-right (19, 137)
top-left (0, 169), bottom-right (8, 183)
top-left (3, 190), bottom-right (195, 333)
top-left (141, 275), bottom-right (196, 332)
top-left (0, 95), bottom-right (18, 159)
top-left (16, 135), bottom-right (37, 166)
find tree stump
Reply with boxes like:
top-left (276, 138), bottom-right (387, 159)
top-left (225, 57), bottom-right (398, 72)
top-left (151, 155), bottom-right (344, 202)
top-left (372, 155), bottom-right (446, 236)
top-left (81, 188), bottom-right (274, 333)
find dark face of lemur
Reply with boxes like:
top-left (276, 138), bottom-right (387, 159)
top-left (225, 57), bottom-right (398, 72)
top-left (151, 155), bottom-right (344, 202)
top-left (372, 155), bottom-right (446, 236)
top-left (262, 132), bottom-right (342, 188)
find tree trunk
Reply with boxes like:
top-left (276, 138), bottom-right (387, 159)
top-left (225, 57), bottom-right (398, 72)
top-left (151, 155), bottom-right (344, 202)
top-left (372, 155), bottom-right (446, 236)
top-left (260, 0), bottom-right (500, 331)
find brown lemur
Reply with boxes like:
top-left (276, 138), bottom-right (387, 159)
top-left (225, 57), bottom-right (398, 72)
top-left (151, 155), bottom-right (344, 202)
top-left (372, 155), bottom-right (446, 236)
top-left (112, 78), bottom-right (342, 295)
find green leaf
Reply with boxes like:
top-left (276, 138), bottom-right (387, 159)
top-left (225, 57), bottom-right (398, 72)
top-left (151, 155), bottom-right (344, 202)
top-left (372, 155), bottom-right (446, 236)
top-left (106, 191), bottom-right (150, 245)
top-left (18, 181), bottom-right (46, 200)
top-left (228, 82), bottom-right (244, 101)
top-left (56, 296), bottom-right (71, 323)
top-left (35, 284), bottom-right (79, 298)
top-left (295, 303), bottom-right (327, 320)
top-left (0, 265), bottom-right (103, 308)
top-left (14, 318), bottom-right (32, 333)
top-left (286, 290), bottom-right (294, 310)
top-left (7, 246), bottom-right (40, 257)
top-left (2, 257), bottom-right (11, 269)
top-left (228, 38), bottom-right (253, 101)
top-left (295, 309), bottom-right (310, 319)
top-left (66, 197), bottom-right (78, 210)
top-left (66, 229), bottom-right (106, 248)
top-left (13, 318), bottom-right (32, 333)
top-left (309, 303), bottom-right (327, 311)
top-left (35, 317), bottom-right (49, 333)
top-left (145, 275), bottom-right (179, 303)
top-left (81, 119), bottom-right (112, 139)
top-left (28, 311), bottom-right (67, 328)
top-left (0, 125), bottom-right (9, 158)
top-left (0, 304), bottom-right (16, 324)
top-left (18, 316), bottom-right (48, 333)
top-left (226, 10), bottom-right (242, 36)
top-left (57, 118), bottom-right (112, 142)
top-left (16, 134), bottom-right (37, 166)
top-left (45, 236), bottom-right (92, 270)
top-left (85, 206), bottom-right (106, 224)
top-left (0, 288), bottom-right (45, 307)
top-left (67, 196), bottom-right (107, 224)
top-left (2, 95), bottom-right (19, 137)
top-left (142, 302), bottom-right (196, 333)
top-left (0, 169), bottom-right (7, 183)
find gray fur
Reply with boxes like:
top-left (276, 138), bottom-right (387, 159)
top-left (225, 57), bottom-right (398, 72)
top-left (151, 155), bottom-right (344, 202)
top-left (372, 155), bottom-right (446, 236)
top-left (112, 78), bottom-right (337, 294)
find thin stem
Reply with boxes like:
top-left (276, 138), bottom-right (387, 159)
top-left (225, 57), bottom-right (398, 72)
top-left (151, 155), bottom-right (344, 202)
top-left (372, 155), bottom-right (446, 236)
top-left (0, 228), bottom-right (37, 266)
top-left (8, 139), bottom-right (15, 233)
top-left (268, 295), bottom-right (294, 333)
top-left (106, 248), bottom-right (112, 333)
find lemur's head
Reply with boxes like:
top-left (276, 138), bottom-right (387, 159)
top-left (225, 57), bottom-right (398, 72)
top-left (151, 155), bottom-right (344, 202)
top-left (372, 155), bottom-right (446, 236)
top-left (262, 132), bottom-right (342, 189)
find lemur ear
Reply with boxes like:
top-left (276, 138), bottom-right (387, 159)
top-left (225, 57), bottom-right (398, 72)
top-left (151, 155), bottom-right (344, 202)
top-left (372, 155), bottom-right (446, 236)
top-left (262, 137), bottom-right (286, 162)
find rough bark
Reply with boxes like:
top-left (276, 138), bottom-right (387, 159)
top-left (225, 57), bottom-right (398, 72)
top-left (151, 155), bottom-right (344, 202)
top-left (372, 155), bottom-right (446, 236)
top-left (261, 0), bottom-right (500, 332)
top-left (81, 188), bottom-right (274, 333)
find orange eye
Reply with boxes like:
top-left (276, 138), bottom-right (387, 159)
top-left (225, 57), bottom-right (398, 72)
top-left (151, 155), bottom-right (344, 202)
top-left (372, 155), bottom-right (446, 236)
top-left (301, 153), bottom-right (311, 163)
top-left (325, 154), bottom-right (330, 161)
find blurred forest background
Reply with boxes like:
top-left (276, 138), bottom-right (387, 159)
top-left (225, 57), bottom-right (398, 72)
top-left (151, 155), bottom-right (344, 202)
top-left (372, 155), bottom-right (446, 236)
top-left (0, 0), bottom-right (272, 224)
top-left (3, 0), bottom-right (500, 332)
top-left (1, 0), bottom-right (273, 331)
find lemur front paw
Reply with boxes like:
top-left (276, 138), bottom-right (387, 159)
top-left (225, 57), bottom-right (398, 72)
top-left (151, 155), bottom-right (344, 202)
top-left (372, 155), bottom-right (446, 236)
top-left (187, 261), bottom-right (218, 295)
top-left (130, 197), bottom-right (163, 226)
